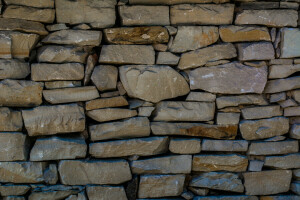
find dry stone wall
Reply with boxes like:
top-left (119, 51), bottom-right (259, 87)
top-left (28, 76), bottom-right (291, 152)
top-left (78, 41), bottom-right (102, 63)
top-left (0, 0), bottom-right (300, 199)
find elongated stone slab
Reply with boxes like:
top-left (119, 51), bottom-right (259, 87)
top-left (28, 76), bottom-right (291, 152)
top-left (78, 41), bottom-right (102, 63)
top-left (269, 64), bottom-right (300, 79)
top-left (264, 153), bottom-right (300, 169)
top-left (248, 140), bottom-right (299, 155)
top-left (0, 132), bottom-right (27, 161)
top-left (237, 42), bottom-right (275, 61)
top-left (4, 0), bottom-right (54, 8)
top-left (281, 28), bottom-right (300, 58)
top-left (87, 108), bottom-right (137, 122)
top-left (86, 96), bottom-right (128, 110)
top-left (260, 196), bottom-right (299, 200)
top-left (194, 196), bottom-right (258, 200)
top-left (264, 76), bottom-right (300, 93)
top-left (0, 18), bottom-right (48, 35)
top-left (0, 59), bottom-right (30, 80)
top-left (0, 108), bottom-right (23, 132)
top-left (58, 160), bottom-right (132, 185)
top-left (241, 105), bottom-right (282, 120)
top-left (45, 81), bottom-right (81, 89)
top-left (22, 104), bottom-right (85, 136)
top-left (87, 185), bottom-right (127, 200)
top-left (201, 139), bottom-right (248, 152)
top-left (89, 137), bottom-right (169, 158)
top-left (216, 95), bottom-right (268, 109)
top-left (169, 138), bottom-right (201, 154)
top-left (129, 0), bottom-right (230, 4)
top-left (0, 184), bottom-right (30, 196)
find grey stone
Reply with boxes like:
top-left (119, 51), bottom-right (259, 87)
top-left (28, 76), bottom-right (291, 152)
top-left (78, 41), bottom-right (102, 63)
top-left (291, 181), bottom-right (300, 195)
top-left (241, 105), bottom-right (282, 120)
top-left (201, 139), bottom-right (248, 152)
top-left (0, 132), bottom-right (27, 161)
top-left (280, 99), bottom-right (298, 109)
top-left (284, 106), bottom-right (300, 117)
top-left (0, 184), bottom-right (30, 196)
top-left (264, 76), bottom-right (300, 93)
top-left (269, 92), bottom-right (286, 103)
top-left (194, 196), bottom-right (258, 200)
top-left (269, 64), bottom-right (300, 79)
top-left (281, 28), bottom-right (300, 58)
top-left (237, 42), bottom-right (274, 61)
top-left (264, 153), bottom-right (300, 169)
top-left (292, 90), bottom-right (300, 103)
top-left (91, 65), bottom-right (118, 91)
top-left (84, 54), bottom-right (97, 86)
top-left (0, 18), bottom-right (48, 35)
top-left (0, 59), bottom-right (30, 80)
top-left (156, 52), bottom-right (179, 65)
top-left (217, 95), bottom-right (268, 109)
top-left (129, 0), bottom-right (230, 4)
top-left (188, 187), bottom-right (209, 196)
top-left (46, 24), bottom-right (68, 32)
top-left (270, 59), bottom-right (293, 65)
top-left (87, 186), bottom-right (127, 200)
top-left (217, 112), bottom-right (240, 125)
top-left (87, 108), bottom-right (137, 122)
top-left (0, 107), bottom-right (23, 132)
top-left (248, 160), bottom-right (264, 172)
top-left (138, 107), bottom-right (155, 117)
top-left (248, 140), bottom-right (299, 155)
top-left (290, 124), bottom-right (300, 139)
top-left (43, 164), bottom-right (58, 185)
top-left (169, 138), bottom-right (201, 154)
top-left (186, 92), bottom-right (216, 102)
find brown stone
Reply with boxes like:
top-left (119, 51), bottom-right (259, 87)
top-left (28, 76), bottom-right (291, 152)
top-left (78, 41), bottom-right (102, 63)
top-left (264, 76), bottom-right (300, 93)
top-left (87, 186), bottom-right (127, 200)
top-left (0, 107), bottom-right (23, 132)
top-left (45, 81), bottom-right (81, 89)
top-left (0, 132), bottom-right (28, 161)
top-left (169, 138), bottom-right (201, 154)
top-left (0, 185), bottom-right (30, 196)
top-left (237, 42), bottom-right (275, 61)
top-left (269, 64), bottom-right (300, 79)
top-left (0, 18), bottom-right (48, 35)
top-left (241, 105), bottom-right (282, 120)
top-left (4, 0), bottom-right (54, 8)
top-left (0, 59), bottom-right (30, 80)
top-left (201, 139), bottom-right (248, 152)
top-left (86, 96), bottom-right (128, 110)
top-left (87, 108), bottom-right (137, 122)
top-left (84, 54), bottom-right (98, 86)
top-left (284, 106), bottom-right (300, 117)
top-left (129, 0), bottom-right (230, 4)
top-left (91, 65), bottom-right (118, 91)
top-left (186, 92), bottom-right (216, 102)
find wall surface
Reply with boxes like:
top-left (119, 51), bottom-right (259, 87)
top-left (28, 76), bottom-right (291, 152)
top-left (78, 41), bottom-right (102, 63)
top-left (0, 0), bottom-right (300, 199)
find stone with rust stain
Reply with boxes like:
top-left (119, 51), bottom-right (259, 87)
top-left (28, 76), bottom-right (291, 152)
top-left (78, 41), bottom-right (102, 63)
top-left (0, 107), bottom-right (23, 132)
top-left (0, 132), bottom-right (28, 161)
top-left (86, 96), bottom-right (128, 110)
top-left (248, 140), bottom-right (299, 155)
top-left (87, 108), bottom-right (137, 122)
top-left (0, 59), bottom-right (30, 80)
top-left (87, 185), bottom-right (127, 200)
top-left (0, 18), bottom-right (48, 35)
top-left (91, 65), bottom-right (118, 92)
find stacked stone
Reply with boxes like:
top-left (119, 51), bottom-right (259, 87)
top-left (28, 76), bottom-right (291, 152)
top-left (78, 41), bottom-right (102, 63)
top-left (0, 0), bottom-right (300, 199)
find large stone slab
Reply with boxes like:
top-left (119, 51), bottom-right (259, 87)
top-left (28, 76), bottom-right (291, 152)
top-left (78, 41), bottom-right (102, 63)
top-left (91, 65), bottom-right (118, 92)
top-left (55, 0), bottom-right (116, 28)
top-left (216, 95), bottom-right (268, 109)
top-left (239, 117), bottom-right (289, 140)
top-left (119, 6), bottom-right (169, 26)
top-left (151, 122), bottom-right (238, 139)
top-left (178, 43), bottom-right (237, 70)
top-left (58, 160), bottom-right (132, 185)
top-left (188, 62), bottom-right (268, 94)
top-left (120, 65), bottom-right (189, 103)
top-left (0, 132), bottom-right (27, 161)
top-left (194, 196), bottom-right (258, 200)
top-left (138, 175), bottom-right (185, 198)
top-left (0, 59), bottom-right (30, 80)
top-left (4, 0), bottom-right (54, 8)
top-left (89, 137), bottom-right (169, 158)
top-left (269, 64), bottom-right (300, 79)
top-left (153, 101), bottom-right (215, 121)
top-left (87, 108), bottom-right (137, 122)
top-left (170, 4), bottom-right (234, 25)
top-left (22, 104), bottom-right (85, 136)
top-left (99, 45), bottom-right (155, 65)
top-left (0, 108), bottom-right (23, 132)
top-left (0, 79), bottom-right (43, 107)
top-left (0, 18), bottom-right (48, 35)
top-left (241, 105), bottom-right (282, 120)
top-left (131, 155), bottom-right (192, 174)
top-left (237, 42), bottom-right (275, 61)
top-left (248, 140), bottom-right (299, 155)
top-left (129, 0), bottom-right (230, 4)
top-left (89, 117), bottom-right (150, 141)
top-left (193, 154), bottom-right (248, 172)
top-left (201, 139), bottom-right (248, 152)
top-left (87, 186), bottom-right (127, 200)
top-left (169, 26), bottom-right (218, 53)
top-left (243, 170), bottom-right (292, 195)
top-left (264, 153), bottom-right (300, 169)
top-left (235, 10), bottom-right (298, 27)
top-left (281, 28), bottom-right (300, 58)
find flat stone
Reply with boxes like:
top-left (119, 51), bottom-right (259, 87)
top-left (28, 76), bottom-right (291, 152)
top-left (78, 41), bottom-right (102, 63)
top-left (138, 175), bottom-right (185, 198)
top-left (290, 124), bottom-right (300, 139)
top-left (37, 45), bottom-right (89, 64)
top-left (270, 59), bottom-right (293, 65)
top-left (292, 90), bottom-right (300, 103)
top-left (0, 108), bottom-right (23, 132)
top-left (284, 106), bottom-right (300, 117)
top-left (170, 4), bottom-right (234, 25)
top-left (0, 79), bottom-right (42, 107)
top-left (220, 25), bottom-right (271, 42)
top-left (186, 92), bottom-right (216, 102)
top-left (55, 0), bottom-right (116, 28)
top-left (194, 196), bottom-right (258, 200)
top-left (0, 18), bottom-right (48, 35)
top-left (248, 160), bottom-right (264, 172)
top-left (129, 0), bottom-right (230, 4)
top-left (241, 105), bottom-right (282, 120)
top-left (169, 138), bottom-right (201, 154)
top-left (281, 28), bottom-right (300, 58)
top-left (190, 172), bottom-right (244, 193)
top-left (45, 81), bottom-right (81, 89)
top-left (104, 26), bottom-right (169, 44)
top-left (0, 59), bottom-right (29, 80)
top-left (0, 132), bottom-right (27, 161)
top-left (87, 108), bottom-right (137, 122)
top-left (156, 52), bottom-right (179, 65)
top-left (188, 62), bottom-right (268, 94)
top-left (264, 153), bottom-right (300, 169)
top-left (201, 139), bottom-right (248, 152)
top-left (91, 65), bottom-right (118, 91)
top-left (235, 10), bottom-right (298, 27)
top-left (4, 0), bottom-right (54, 8)
top-left (243, 170), bottom-right (292, 195)
top-left (43, 86), bottom-right (99, 104)
top-left (280, 98), bottom-right (299, 108)
top-left (99, 45), bottom-right (155, 65)
top-left (0, 185), bottom-right (30, 196)
top-left (193, 154), bottom-right (248, 172)
top-left (217, 112), bottom-right (240, 125)
top-left (85, 96), bottom-right (128, 110)
top-left (153, 101), bottom-right (215, 121)
top-left (178, 43), bottom-right (237, 70)
top-left (248, 140), bottom-right (299, 155)
top-left (120, 65), bottom-right (190, 103)
top-left (22, 104), bottom-right (85, 136)
top-left (119, 6), bottom-right (169, 26)
top-left (0, 33), bottom-right (11, 59)
top-left (169, 26), bottom-right (218, 53)
top-left (46, 23), bottom-right (69, 32)
top-left (216, 95), bottom-right (268, 109)
top-left (264, 76), bottom-right (300, 93)
top-left (188, 188), bottom-right (209, 197)
top-left (58, 159), bottom-right (132, 185)
top-left (100, 91), bottom-right (120, 98)
top-left (87, 186), bottom-right (127, 200)
top-left (138, 107), bottom-right (154, 117)
top-left (261, 196), bottom-right (300, 200)
top-left (3, 197), bottom-right (25, 200)
top-left (31, 63), bottom-right (84, 81)
top-left (151, 122), bottom-right (238, 139)
top-left (270, 92), bottom-right (286, 103)
top-left (237, 42), bottom-right (275, 61)
top-left (269, 64), bottom-right (300, 79)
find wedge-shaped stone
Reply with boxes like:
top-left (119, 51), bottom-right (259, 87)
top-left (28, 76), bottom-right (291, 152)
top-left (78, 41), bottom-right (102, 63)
top-left (243, 170), bottom-right (292, 195)
top-left (129, 0), bottom-right (230, 4)
top-left (120, 65), bottom-right (190, 103)
top-left (0, 79), bottom-right (42, 107)
top-left (178, 43), bottom-right (237, 70)
top-left (216, 95), bottom-right (267, 109)
top-left (89, 137), bottom-right (169, 158)
top-left (194, 196), bottom-right (258, 200)
top-left (22, 104), bottom-right (85, 136)
top-left (0, 18), bottom-right (48, 35)
top-left (170, 4), bottom-right (234, 25)
top-left (240, 117), bottom-right (289, 140)
top-left (202, 139), bottom-right (248, 152)
top-left (0, 59), bottom-right (30, 80)
top-left (169, 138), bottom-right (201, 154)
top-left (104, 26), bottom-right (169, 44)
top-left (235, 9), bottom-right (298, 27)
top-left (89, 117), bottom-right (150, 141)
top-left (4, 0), bottom-right (54, 8)
top-left (169, 26), bottom-right (218, 53)
top-left (55, 0), bottom-right (116, 28)
top-left (220, 25), bottom-right (271, 42)
top-left (241, 105), bottom-right (282, 120)
top-left (0, 132), bottom-right (27, 161)
top-left (119, 6), bottom-right (169, 26)
top-left (153, 101), bottom-right (214, 122)
top-left (58, 160), bottom-right (132, 185)
top-left (0, 162), bottom-right (45, 183)
top-left (30, 136), bottom-right (87, 161)
top-left (248, 140), bottom-right (298, 155)
top-left (138, 175), bottom-right (185, 198)
top-left (42, 30), bottom-right (102, 46)
top-left (151, 122), bottom-right (238, 139)
top-left (86, 96), bottom-right (128, 110)
top-left (3, 5), bottom-right (55, 23)
top-left (91, 65), bottom-right (118, 91)
top-left (264, 153), bottom-right (300, 169)
top-left (87, 186), bottom-right (127, 200)
top-left (193, 154), bottom-right (248, 172)
top-left (237, 42), bottom-right (275, 61)
top-left (37, 45), bottom-right (88, 63)
top-left (281, 28), bottom-right (300, 58)
top-left (131, 155), bottom-right (192, 174)
top-left (190, 172), bottom-right (244, 193)
top-left (43, 86), bottom-right (99, 104)
top-left (264, 76), bottom-right (300, 93)
top-left (87, 108), bottom-right (137, 122)
top-left (0, 184), bottom-right (30, 196)
top-left (269, 64), bottom-right (300, 79)
top-left (31, 63), bottom-right (84, 81)
top-left (0, 108), bottom-right (23, 132)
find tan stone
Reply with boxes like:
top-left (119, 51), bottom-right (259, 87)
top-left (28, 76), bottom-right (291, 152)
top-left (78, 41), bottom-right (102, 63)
top-left (237, 42), bottom-right (275, 61)
top-left (264, 76), bottom-right (300, 93)
top-left (129, 0), bottom-right (230, 4)
top-left (4, 0), bottom-right (54, 8)
top-left (216, 95), bottom-right (268, 109)
top-left (91, 65), bottom-right (118, 91)
top-left (0, 132), bottom-right (27, 161)
top-left (186, 92), bottom-right (216, 102)
top-left (269, 64), bottom-right (300, 79)
top-left (156, 52), bottom-right (179, 65)
top-left (86, 96), bottom-right (128, 110)
top-left (0, 59), bottom-right (30, 80)
top-left (0, 18), bottom-right (48, 35)
top-left (87, 186), bottom-right (127, 200)
top-left (248, 140), bottom-right (299, 155)
top-left (284, 106), bottom-right (300, 117)
top-left (0, 33), bottom-right (11, 59)
top-left (292, 90), bottom-right (300, 103)
top-left (87, 108), bottom-right (137, 122)
top-left (46, 23), bottom-right (69, 32)
top-left (45, 81), bottom-right (81, 89)
top-left (201, 139), bottom-right (248, 152)
top-left (169, 138), bottom-right (201, 154)
top-left (241, 105), bottom-right (282, 120)
top-left (217, 112), bottom-right (240, 125)
top-left (0, 108), bottom-right (23, 132)
top-left (0, 185), bottom-right (30, 196)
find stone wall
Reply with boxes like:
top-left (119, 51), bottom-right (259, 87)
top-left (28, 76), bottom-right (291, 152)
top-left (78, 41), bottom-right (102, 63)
top-left (0, 0), bottom-right (299, 199)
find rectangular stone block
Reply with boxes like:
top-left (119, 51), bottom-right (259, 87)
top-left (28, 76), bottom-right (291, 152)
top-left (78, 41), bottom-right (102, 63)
top-left (264, 153), bottom-right (300, 169)
top-left (248, 140), bottom-right (298, 155)
top-left (201, 139), bottom-right (248, 152)
top-left (281, 28), bottom-right (300, 58)
top-left (85, 96), bottom-right (128, 110)
top-left (0, 107), bottom-right (23, 132)
top-left (264, 76), bottom-right (300, 93)
top-left (237, 42), bottom-right (275, 61)
top-left (216, 94), bottom-right (268, 109)
top-left (269, 64), bottom-right (300, 79)
top-left (87, 185), bottom-right (127, 200)
top-left (241, 105), bottom-right (282, 120)
top-left (0, 18), bottom-right (48, 35)
top-left (87, 108), bottom-right (137, 122)
top-left (169, 138), bottom-right (201, 154)
top-left (0, 59), bottom-right (30, 80)
top-left (0, 132), bottom-right (27, 161)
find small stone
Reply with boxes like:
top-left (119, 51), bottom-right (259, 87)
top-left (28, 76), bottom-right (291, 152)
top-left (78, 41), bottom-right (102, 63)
top-left (156, 52), bottom-right (179, 65)
top-left (291, 181), bottom-right (300, 195)
top-left (58, 159), bottom-right (132, 185)
top-left (45, 81), bottom-right (81, 89)
top-left (264, 153), bottom-right (300, 169)
top-left (290, 124), bottom-right (300, 139)
top-left (264, 76), bottom-right (300, 93)
top-left (217, 94), bottom-right (268, 109)
top-left (243, 170), bottom-right (292, 195)
top-left (73, 24), bottom-right (91, 30)
top-left (217, 112), bottom-right (240, 125)
top-left (248, 160), bottom-right (264, 172)
top-left (292, 90), bottom-right (300, 103)
top-left (0, 18), bottom-right (48, 35)
top-left (241, 105), bottom-right (282, 120)
top-left (186, 92), bottom-right (216, 102)
top-left (89, 137), bottom-right (169, 158)
top-left (0, 132), bottom-right (28, 161)
top-left (169, 138), bottom-right (201, 154)
top-left (138, 107), bottom-right (154, 117)
top-left (237, 42), bottom-right (274, 61)
top-left (269, 59), bottom-right (293, 65)
top-left (83, 54), bottom-right (97, 86)
top-left (91, 65), bottom-right (118, 91)
top-left (138, 175), bottom-right (185, 198)
top-left (0, 59), bottom-right (29, 80)
top-left (181, 190), bottom-right (194, 200)
top-left (4, 0), bottom-right (54, 8)
top-left (153, 43), bottom-right (168, 51)
top-left (248, 140), bottom-right (299, 155)
top-left (87, 186), bottom-right (127, 200)
top-left (0, 108), bottom-right (23, 132)
top-left (294, 169), bottom-right (300, 180)
top-left (100, 91), bottom-right (120, 98)
top-left (281, 28), bottom-right (300, 58)
top-left (43, 164), bottom-right (58, 185)
top-left (87, 108), bottom-right (137, 122)
top-left (270, 92), bottom-right (286, 103)
top-left (46, 24), bottom-right (68, 32)
top-left (269, 64), bottom-right (300, 79)
top-left (284, 106), bottom-right (300, 117)
top-left (188, 187), bottom-right (209, 196)
top-left (201, 139), bottom-right (248, 152)
top-left (0, 185), bottom-right (30, 196)
top-left (86, 96), bottom-right (128, 110)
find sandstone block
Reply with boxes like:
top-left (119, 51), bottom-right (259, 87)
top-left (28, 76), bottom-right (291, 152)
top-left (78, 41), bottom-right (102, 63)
top-left (186, 92), bottom-right (216, 102)
top-left (269, 64), bottom-right (300, 79)
top-left (0, 108), bottom-right (23, 132)
top-left (91, 65), bottom-right (118, 91)
top-left (4, 0), bottom-right (54, 8)
top-left (216, 94), bottom-right (268, 109)
top-left (87, 186), bottom-right (127, 200)
top-left (0, 18), bottom-right (48, 35)
top-left (86, 96), bottom-right (128, 110)
top-left (0, 59), bottom-right (30, 80)
top-left (248, 140), bottom-right (298, 155)
top-left (156, 52), bottom-right (180, 65)
top-left (45, 81), bottom-right (81, 89)
top-left (201, 139), bottom-right (248, 152)
top-left (217, 112), bottom-right (240, 125)
top-left (284, 106), bottom-right (300, 117)
top-left (169, 138), bottom-right (201, 154)
top-left (0, 132), bottom-right (27, 161)
top-left (264, 153), bottom-right (300, 169)
top-left (0, 185), bottom-right (30, 196)
top-left (264, 76), bottom-right (300, 93)
top-left (237, 42), bottom-right (274, 61)
top-left (241, 105), bottom-right (282, 120)
top-left (87, 108), bottom-right (137, 122)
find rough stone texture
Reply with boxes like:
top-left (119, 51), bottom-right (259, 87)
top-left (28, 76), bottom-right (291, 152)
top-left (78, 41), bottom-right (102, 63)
top-left (45, 81), bottom-right (81, 89)
top-left (243, 170), bottom-right (292, 195)
top-left (269, 64), bottom-right (300, 79)
top-left (237, 42), bottom-right (275, 61)
top-left (284, 106), bottom-right (300, 117)
top-left (186, 92), bottom-right (216, 102)
top-left (264, 76), bottom-right (300, 93)
top-left (85, 96), bottom-right (128, 110)
top-left (0, 107), bottom-right (23, 132)
top-left (290, 124), bottom-right (300, 139)
top-left (216, 95), bottom-right (268, 109)
top-left (169, 138), bottom-right (201, 154)
top-left (194, 196), bottom-right (258, 200)
top-left (281, 28), bottom-right (300, 58)
top-left (201, 139), bottom-right (248, 152)
top-left (217, 112), bottom-right (240, 125)
top-left (0, 185), bottom-right (30, 196)
top-left (87, 108), bottom-right (137, 122)
top-left (156, 52), bottom-right (180, 65)
top-left (120, 65), bottom-right (189, 103)
top-left (129, 0), bottom-right (230, 4)
top-left (0, 132), bottom-right (27, 161)
top-left (292, 90), bottom-right (300, 103)
top-left (264, 153), bottom-right (300, 169)
top-left (241, 105), bottom-right (282, 120)
top-left (0, 18), bottom-right (48, 35)
top-left (0, 33), bottom-right (11, 59)
top-left (188, 62), bottom-right (268, 94)
top-left (91, 65), bottom-right (118, 92)
top-left (4, 0), bottom-right (54, 8)
top-left (248, 140), bottom-right (299, 155)
top-left (87, 186), bottom-right (127, 200)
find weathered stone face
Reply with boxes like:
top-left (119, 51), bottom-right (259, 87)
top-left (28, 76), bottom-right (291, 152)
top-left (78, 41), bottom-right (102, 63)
top-left (0, 18), bottom-right (48, 35)
top-left (216, 95), bottom-right (268, 109)
top-left (45, 81), bottom-right (81, 89)
top-left (87, 108), bottom-right (137, 122)
top-left (0, 107), bottom-right (23, 132)
top-left (87, 186), bottom-right (127, 200)
top-left (129, 0), bottom-right (230, 4)
top-left (241, 105), bottom-right (282, 120)
top-left (237, 42), bottom-right (275, 61)
top-left (4, 0), bottom-right (54, 8)
top-left (186, 92), bottom-right (216, 102)
top-left (91, 65), bottom-right (118, 92)
top-left (248, 140), bottom-right (299, 155)
top-left (269, 64), bottom-right (300, 79)
top-left (264, 153), bottom-right (300, 169)
top-left (281, 28), bottom-right (300, 58)
top-left (0, 132), bottom-right (27, 161)
top-left (264, 76), bottom-right (300, 93)
top-left (85, 96), bottom-right (128, 110)
top-left (169, 138), bottom-right (201, 154)
top-left (201, 139), bottom-right (248, 152)
top-left (0, 185), bottom-right (30, 196)
top-left (0, 59), bottom-right (30, 80)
